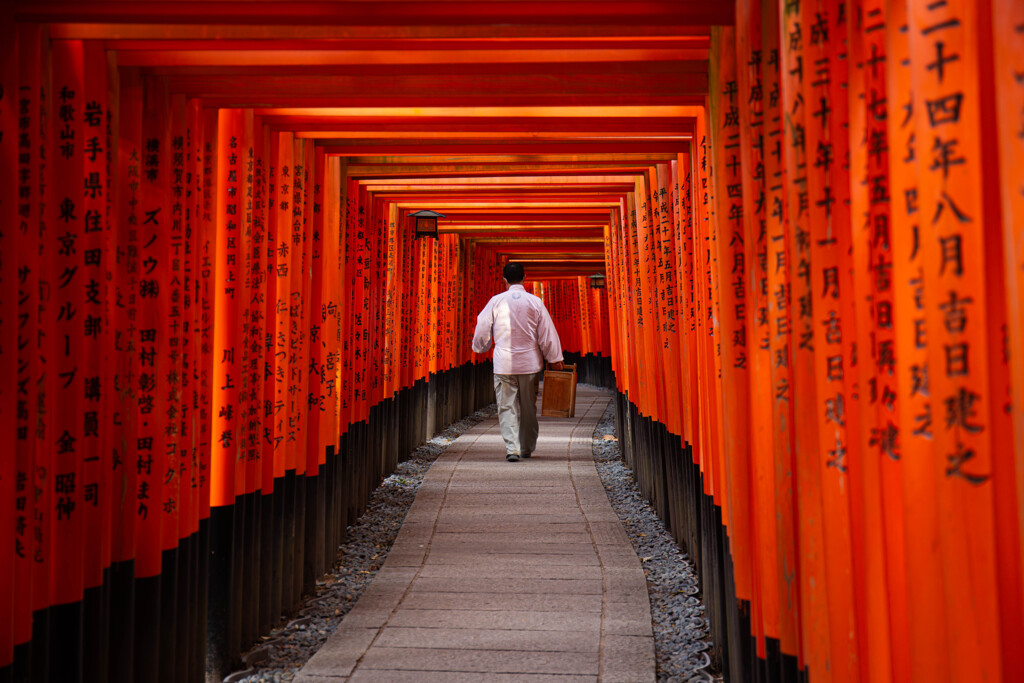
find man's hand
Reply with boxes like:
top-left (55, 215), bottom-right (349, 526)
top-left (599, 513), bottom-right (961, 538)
top-left (548, 361), bottom-right (564, 371)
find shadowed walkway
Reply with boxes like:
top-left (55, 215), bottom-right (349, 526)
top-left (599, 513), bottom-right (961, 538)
top-left (295, 385), bottom-right (655, 682)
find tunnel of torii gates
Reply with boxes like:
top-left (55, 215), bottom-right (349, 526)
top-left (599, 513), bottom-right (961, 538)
top-left (0, 0), bottom-right (1023, 682)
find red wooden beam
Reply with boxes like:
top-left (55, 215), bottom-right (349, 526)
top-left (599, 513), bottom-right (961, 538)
top-left (315, 141), bottom-right (692, 155)
top-left (119, 50), bottom-right (708, 68)
top-left (18, 1), bottom-right (735, 27)
top-left (105, 37), bottom-right (710, 53)
top-left (51, 24), bottom-right (715, 41)
top-left (159, 74), bottom-right (708, 102)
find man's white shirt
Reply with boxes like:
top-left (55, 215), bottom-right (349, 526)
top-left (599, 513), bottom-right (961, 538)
top-left (472, 284), bottom-right (564, 374)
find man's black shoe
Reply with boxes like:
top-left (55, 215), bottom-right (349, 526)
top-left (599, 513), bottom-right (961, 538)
top-left (506, 454), bottom-right (520, 462)
top-left (521, 452), bottom-right (532, 458)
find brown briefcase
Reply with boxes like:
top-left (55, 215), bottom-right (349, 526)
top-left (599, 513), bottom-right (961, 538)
top-left (540, 364), bottom-right (577, 418)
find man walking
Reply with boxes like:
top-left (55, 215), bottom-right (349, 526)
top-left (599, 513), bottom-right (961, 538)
top-left (472, 263), bottom-right (564, 462)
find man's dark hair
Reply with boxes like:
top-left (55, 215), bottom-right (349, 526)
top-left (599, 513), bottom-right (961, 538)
top-left (503, 262), bottom-right (525, 284)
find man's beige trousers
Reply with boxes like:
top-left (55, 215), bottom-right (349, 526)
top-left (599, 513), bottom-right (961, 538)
top-left (492, 371), bottom-right (542, 457)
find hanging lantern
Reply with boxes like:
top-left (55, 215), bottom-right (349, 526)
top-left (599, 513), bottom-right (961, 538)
top-left (406, 209), bottom-right (445, 239)
top-left (589, 273), bottom-right (606, 289)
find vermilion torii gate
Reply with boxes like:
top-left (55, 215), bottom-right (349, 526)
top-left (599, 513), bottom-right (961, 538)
top-left (0, 2), bottom-right (1022, 682)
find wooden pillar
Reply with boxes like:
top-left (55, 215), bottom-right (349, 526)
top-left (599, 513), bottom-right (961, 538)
top-left (709, 25), bottom-right (756, 626)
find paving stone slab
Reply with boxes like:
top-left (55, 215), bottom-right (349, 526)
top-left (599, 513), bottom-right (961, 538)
top-left (449, 468), bottom-right (572, 477)
top-left (337, 611), bottom-right (390, 630)
top-left (446, 483), bottom-right (578, 492)
top-left (575, 493), bottom-right (617, 509)
top-left (337, 602), bottom-right (395, 630)
top-left (587, 521), bottom-right (631, 546)
top-left (398, 509), bottom-right (441, 525)
top-left (375, 626), bottom-right (598, 652)
top-left (434, 521), bottom-right (589, 534)
top-left (437, 504), bottom-right (585, 515)
top-left (387, 608), bottom-right (603, 631)
top-left (410, 576), bottom-right (603, 595)
top-left (300, 627), bottom-right (379, 678)
top-left (443, 493), bottom-right (584, 506)
top-left (425, 540), bottom-right (598, 555)
top-left (601, 635), bottom-right (657, 682)
top-left (431, 531), bottom-right (594, 544)
top-left (602, 570), bottom-right (651, 604)
top-left (569, 477), bottom-right (606, 492)
top-left (379, 548), bottom-right (427, 568)
top-left (398, 590), bottom-right (603, 613)
top-left (349, 671), bottom-right (596, 682)
top-left (404, 502), bottom-right (445, 517)
top-left (436, 512), bottom-right (589, 524)
top-left (415, 563), bottom-right (603, 580)
top-left (390, 525), bottom-right (433, 544)
top-left (573, 508), bottom-right (622, 523)
top-left (436, 507), bottom-right (586, 519)
top-left (602, 600), bottom-right (655, 637)
top-left (333, 568), bottom-right (416, 627)
top-left (361, 566), bottom-right (417, 589)
top-left (407, 485), bottom-right (447, 499)
top-left (420, 552), bottom-right (601, 567)
top-left (294, 674), bottom-right (348, 683)
top-left (357, 646), bottom-right (599, 675)
top-left (595, 545), bottom-right (647, 570)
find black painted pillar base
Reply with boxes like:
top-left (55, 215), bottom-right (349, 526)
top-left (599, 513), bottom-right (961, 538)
top-left (108, 560), bottom-right (135, 683)
top-left (133, 573), bottom-right (161, 683)
top-left (195, 520), bottom-right (210, 683)
top-left (158, 547), bottom-right (179, 683)
top-left (82, 570), bottom-right (111, 683)
top-left (29, 608), bottom-right (49, 683)
top-left (48, 601), bottom-right (82, 682)
top-left (205, 504), bottom-right (233, 682)
top-left (11, 641), bottom-right (30, 683)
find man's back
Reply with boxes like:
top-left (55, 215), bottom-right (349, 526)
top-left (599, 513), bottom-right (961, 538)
top-left (472, 284), bottom-right (561, 375)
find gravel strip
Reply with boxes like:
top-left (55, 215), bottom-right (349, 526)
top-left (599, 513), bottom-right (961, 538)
top-left (229, 387), bottom-right (719, 682)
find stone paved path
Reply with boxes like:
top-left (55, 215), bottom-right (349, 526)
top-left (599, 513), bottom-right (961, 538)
top-left (295, 385), bottom-right (655, 682)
